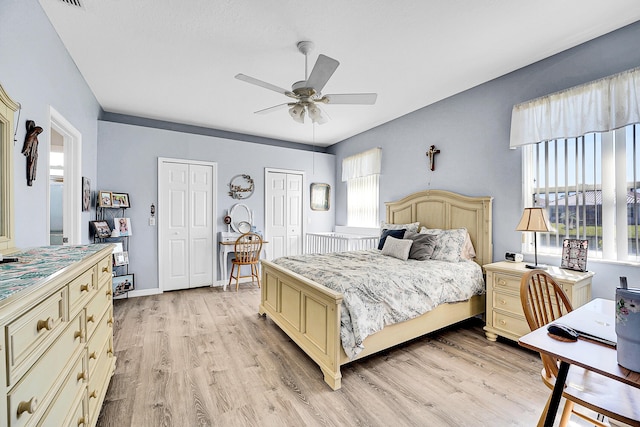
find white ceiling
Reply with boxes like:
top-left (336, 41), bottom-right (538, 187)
top-left (38, 0), bottom-right (640, 147)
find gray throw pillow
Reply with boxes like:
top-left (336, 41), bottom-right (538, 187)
top-left (381, 236), bottom-right (413, 261)
top-left (404, 231), bottom-right (438, 260)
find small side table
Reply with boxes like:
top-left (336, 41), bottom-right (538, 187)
top-left (483, 261), bottom-right (594, 342)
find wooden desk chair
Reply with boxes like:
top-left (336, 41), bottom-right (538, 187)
top-left (228, 232), bottom-right (263, 292)
top-left (520, 270), bottom-right (640, 427)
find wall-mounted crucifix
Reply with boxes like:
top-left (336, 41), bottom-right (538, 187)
top-left (426, 145), bottom-right (440, 171)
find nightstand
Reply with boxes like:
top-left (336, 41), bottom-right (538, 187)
top-left (483, 261), bottom-right (593, 342)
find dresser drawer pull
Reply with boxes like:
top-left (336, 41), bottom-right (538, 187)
top-left (80, 283), bottom-right (90, 292)
top-left (17, 397), bottom-right (38, 416)
top-left (102, 266), bottom-right (109, 273)
top-left (87, 314), bottom-right (95, 323)
top-left (37, 317), bottom-right (54, 332)
top-left (74, 329), bottom-right (84, 340)
top-left (106, 289), bottom-right (113, 296)
top-left (107, 317), bottom-right (114, 326)
top-left (107, 348), bottom-right (114, 356)
top-left (89, 390), bottom-right (98, 399)
top-left (89, 351), bottom-right (98, 360)
top-left (499, 299), bottom-right (507, 305)
top-left (77, 371), bottom-right (87, 381)
top-left (77, 416), bottom-right (87, 426)
top-left (497, 279), bottom-right (507, 286)
top-left (500, 319), bottom-right (507, 325)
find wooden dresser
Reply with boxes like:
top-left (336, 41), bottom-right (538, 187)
top-left (0, 244), bottom-right (115, 427)
top-left (483, 261), bottom-right (593, 342)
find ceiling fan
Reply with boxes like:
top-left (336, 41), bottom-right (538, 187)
top-left (235, 41), bottom-right (377, 125)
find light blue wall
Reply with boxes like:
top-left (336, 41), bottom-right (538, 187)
top-left (329, 21), bottom-right (640, 299)
top-left (98, 121), bottom-right (335, 290)
top-left (0, 0), bottom-right (101, 247)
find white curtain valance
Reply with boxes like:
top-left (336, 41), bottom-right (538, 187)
top-left (341, 147), bottom-right (382, 181)
top-left (509, 66), bottom-right (640, 148)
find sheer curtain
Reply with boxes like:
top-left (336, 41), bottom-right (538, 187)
top-left (510, 66), bottom-right (640, 148)
top-left (342, 148), bottom-right (381, 227)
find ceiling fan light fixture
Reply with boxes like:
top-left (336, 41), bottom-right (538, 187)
top-left (308, 104), bottom-right (327, 124)
top-left (289, 104), bottom-right (305, 124)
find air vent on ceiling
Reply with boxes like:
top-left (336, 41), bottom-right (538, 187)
top-left (58, 0), bottom-right (83, 8)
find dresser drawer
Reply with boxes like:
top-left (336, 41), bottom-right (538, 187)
top-left (492, 291), bottom-right (524, 317)
top-left (6, 287), bottom-right (66, 386)
top-left (85, 287), bottom-right (111, 340)
top-left (69, 268), bottom-right (96, 317)
top-left (490, 311), bottom-right (531, 337)
top-left (492, 272), bottom-right (521, 293)
top-left (36, 352), bottom-right (86, 427)
top-left (8, 312), bottom-right (85, 427)
top-left (96, 255), bottom-right (112, 288)
top-left (88, 335), bottom-right (114, 422)
top-left (87, 308), bottom-right (113, 377)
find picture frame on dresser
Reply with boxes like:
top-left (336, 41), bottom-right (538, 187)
top-left (99, 190), bottom-right (113, 207)
top-left (90, 220), bottom-right (112, 238)
top-left (560, 238), bottom-right (588, 272)
top-left (111, 192), bottom-right (130, 208)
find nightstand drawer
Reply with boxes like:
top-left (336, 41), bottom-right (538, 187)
top-left (492, 272), bottom-right (521, 293)
top-left (491, 311), bottom-right (530, 337)
top-left (492, 291), bottom-right (524, 317)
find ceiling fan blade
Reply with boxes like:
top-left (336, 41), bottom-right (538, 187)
top-left (254, 103), bottom-right (291, 114)
top-left (235, 73), bottom-right (295, 97)
top-left (323, 93), bottom-right (378, 105)
top-left (305, 54), bottom-right (340, 93)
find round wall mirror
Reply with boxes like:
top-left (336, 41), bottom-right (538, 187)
top-left (229, 203), bottom-right (252, 233)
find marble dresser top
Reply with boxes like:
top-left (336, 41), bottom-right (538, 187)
top-left (0, 244), bottom-right (112, 303)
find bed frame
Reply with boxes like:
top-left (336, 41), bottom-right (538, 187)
top-left (258, 190), bottom-right (493, 390)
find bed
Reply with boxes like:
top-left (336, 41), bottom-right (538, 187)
top-left (258, 189), bottom-right (493, 390)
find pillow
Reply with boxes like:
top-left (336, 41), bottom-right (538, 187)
top-left (381, 236), bottom-right (413, 261)
top-left (419, 227), bottom-right (468, 262)
top-left (380, 221), bottom-right (420, 233)
top-left (461, 233), bottom-right (477, 260)
top-left (378, 228), bottom-right (406, 250)
top-left (403, 231), bottom-right (437, 260)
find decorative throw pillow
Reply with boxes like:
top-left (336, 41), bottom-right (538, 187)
top-left (380, 221), bottom-right (420, 233)
top-left (461, 233), bottom-right (477, 260)
top-left (420, 228), bottom-right (468, 262)
top-left (378, 228), bottom-right (406, 250)
top-left (381, 236), bottom-right (413, 261)
top-left (403, 231), bottom-right (438, 260)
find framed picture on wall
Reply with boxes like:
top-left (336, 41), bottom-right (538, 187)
top-left (82, 177), bottom-right (91, 211)
top-left (310, 183), bottom-right (330, 211)
top-left (98, 191), bottom-right (112, 207)
top-left (111, 192), bottom-right (130, 208)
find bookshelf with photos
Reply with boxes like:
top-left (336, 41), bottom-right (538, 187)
top-left (91, 190), bottom-right (134, 297)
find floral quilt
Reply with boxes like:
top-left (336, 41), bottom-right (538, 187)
top-left (273, 250), bottom-right (485, 359)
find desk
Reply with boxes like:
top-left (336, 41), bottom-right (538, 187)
top-left (519, 299), bottom-right (640, 426)
top-left (218, 232), bottom-right (267, 291)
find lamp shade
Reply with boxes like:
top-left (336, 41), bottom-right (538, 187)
top-left (289, 104), bottom-right (305, 123)
top-left (516, 207), bottom-right (550, 232)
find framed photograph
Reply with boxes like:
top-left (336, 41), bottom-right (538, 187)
top-left (113, 251), bottom-right (129, 266)
top-left (82, 177), bottom-right (91, 212)
top-left (310, 183), bottom-right (330, 211)
top-left (90, 220), bottom-right (112, 238)
top-left (114, 217), bottom-right (132, 236)
top-left (560, 239), bottom-right (588, 272)
top-left (111, 192), bottom-right (130, 208)
top-left (98, 191), bottom-right (113, 207)
top-left (112, 274), bottom-right (134, 297)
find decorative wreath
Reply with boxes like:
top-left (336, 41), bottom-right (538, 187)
top-left (228, 174), bottom-right (254, 199)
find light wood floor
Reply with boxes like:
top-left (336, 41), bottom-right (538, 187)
top-left (97, 285), bottom-right (552, 427)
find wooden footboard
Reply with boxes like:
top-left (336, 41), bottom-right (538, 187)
top-left (259, 259), bottom-right (485, 390)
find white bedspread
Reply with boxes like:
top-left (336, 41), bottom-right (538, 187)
top-left (272, 250), bottom-right (485, 359)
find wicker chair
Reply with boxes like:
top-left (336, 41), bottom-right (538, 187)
top-left (228, 232), bottom-right (263, 292)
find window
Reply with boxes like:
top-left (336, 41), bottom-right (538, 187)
top-left (523, 124), bottom-right (640, 262)
top-left (342, 148), bottom-right (381, 227)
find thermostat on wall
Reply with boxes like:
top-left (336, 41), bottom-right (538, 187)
top-left (505, 252), bottom-right (524, 262)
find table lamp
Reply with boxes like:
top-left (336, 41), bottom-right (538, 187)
top-left (516, 207), bottom-right (550, 269)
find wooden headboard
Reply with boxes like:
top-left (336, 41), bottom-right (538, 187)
top-left (385, 190), bottom-right (493, 267)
